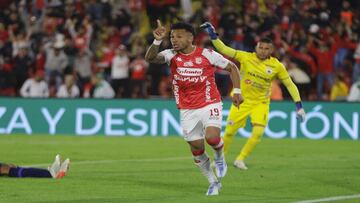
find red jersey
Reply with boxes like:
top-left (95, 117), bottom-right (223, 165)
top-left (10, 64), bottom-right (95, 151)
top-left (160, 47), bottom-right (229, 109)
top-left (130, 58), bottom-right (148, 80)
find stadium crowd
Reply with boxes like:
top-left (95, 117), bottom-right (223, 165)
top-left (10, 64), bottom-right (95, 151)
top-left (0, 0), bottom-right (359, 101)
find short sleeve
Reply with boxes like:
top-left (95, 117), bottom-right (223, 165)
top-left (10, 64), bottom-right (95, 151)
top-left (202, 49), bottom-right (229, 69)
top-left (159, 49), bottom-right (176, 65)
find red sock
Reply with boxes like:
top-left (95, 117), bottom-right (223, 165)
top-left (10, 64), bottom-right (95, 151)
top-left (206, 137), bottom-right (224, 150)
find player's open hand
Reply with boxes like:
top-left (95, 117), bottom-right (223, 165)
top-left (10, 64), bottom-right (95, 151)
top-left (153, 19), bottom-right (167, 41)
top-left (232, 94), bottom-right (243, 108)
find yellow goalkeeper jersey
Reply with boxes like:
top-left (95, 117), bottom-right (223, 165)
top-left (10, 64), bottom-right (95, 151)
top-left (212, 39), bottom-right (291, 104)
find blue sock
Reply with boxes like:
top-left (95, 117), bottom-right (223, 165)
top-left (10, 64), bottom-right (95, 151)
top-left (9, 167), bottom-right (52, 178)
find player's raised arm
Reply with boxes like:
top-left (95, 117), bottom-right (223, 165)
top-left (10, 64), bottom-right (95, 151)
top-left (225, 62), bottom-right (243, 108)
top-left (200, 22), bottom-right (237, 59)
top-left (145, 19), bottom-right (167, 64)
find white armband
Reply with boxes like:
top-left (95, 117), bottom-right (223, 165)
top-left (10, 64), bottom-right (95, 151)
top-left (153, 39), bottom-right (162, 45)
top-left (233, 88), bottom-right (241, 94)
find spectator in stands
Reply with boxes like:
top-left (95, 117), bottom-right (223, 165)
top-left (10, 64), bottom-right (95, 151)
top-left (0, 56), bottom-right (15, 96)
top-left (347, 77), bottom-right (360, 102)
top-left (282, 41), bottom-right (317, 78)
top-left (353, 42), bottom-right (360, 83)
top-left (130, 53), bottom-right (148, 98)
top-left (8, 29), bottom-right (30, 58)
top-left (56, 74), bottom-right (80, 98)
top-left (0, 0), bottom-right (359, 101)
top-left (20, 69), bottom-right (48, 98)
top-left (73, 48), bottom-right (93, 92)
top-left (330, 73), bottom-right (349, 101)
top-left (307, 36), bottom-right (336, 100)
top-left (0, 23), bottom-right (9, 44)
top-left (282, 55), bottom-right (311, 100)
top-left (44, 36), bottom-right (68, 89)
top-left (88, 73), bottom-right (115, 99)
top-left (12, 46), bottom-right (32, 95)
top-left (111, 44), bottom-right (130, 98)
top-left (66, 17), bottom-right (93, 51)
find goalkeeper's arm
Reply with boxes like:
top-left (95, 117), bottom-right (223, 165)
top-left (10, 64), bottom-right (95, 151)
top-left (281, 77), bottom-right (306, 122)
top-left (281, 77), bottom-right (301, 103)
top-left (211, 39), bottom-right (237, 59)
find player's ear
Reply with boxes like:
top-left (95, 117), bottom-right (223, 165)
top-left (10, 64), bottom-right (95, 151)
top-left (268, 44), bottom-right (273, 52)
top-left (188, 33), bottom-right (194, 43)
top-left (270, 44), bottom-right (274, 53)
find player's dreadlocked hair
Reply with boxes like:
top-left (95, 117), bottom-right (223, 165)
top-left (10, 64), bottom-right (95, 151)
top-left (170, 22), bottom-right (196, 36)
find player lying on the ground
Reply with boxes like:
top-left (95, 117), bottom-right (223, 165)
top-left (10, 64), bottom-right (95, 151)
top-left (0, 154), bottom-right (70, 179)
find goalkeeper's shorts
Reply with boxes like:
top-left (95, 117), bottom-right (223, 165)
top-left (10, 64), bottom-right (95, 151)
top-left (224, 101), bottom-right (269, 135)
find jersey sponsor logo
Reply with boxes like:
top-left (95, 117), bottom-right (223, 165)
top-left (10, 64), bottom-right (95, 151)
top-left (195, 57), bottom-right (202, 64)
top-left (174, 74), bottom-right (207, 83)
top-left (183, 61), bottom-right (194, 67)
top-left (176, 67), bottom-right (203, 76)
top-left (248, 71), bottom-right (270, 82)
top-left (245, 79), bottom-right (252, 84)
top-left (251, 81), bottom-right (266, 89)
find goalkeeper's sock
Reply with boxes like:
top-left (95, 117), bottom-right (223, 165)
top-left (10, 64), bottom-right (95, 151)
top-left (236, 125), bottom-right (265, 161)
top-left (223, 131), bottom-right (236, 155)
top-left (206, 136), bottom-right (224, 159)
top-left (9, 167), bottom-right (52, 178)
top-left (192, 149), bottom-right (217, 183)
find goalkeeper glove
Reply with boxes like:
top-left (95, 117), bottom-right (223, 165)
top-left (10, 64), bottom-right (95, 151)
top-left (295, 102), bottom-right (306, 122)
top-left (200, 22), bottom-right (218, 40)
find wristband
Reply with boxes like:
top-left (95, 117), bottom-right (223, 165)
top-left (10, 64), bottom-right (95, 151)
top-left (233, 88), bottom-right (241, 94)
top-left (153, 39), bottom-right (162, 45)
top-left (295, 101), bottom-right (302, 110)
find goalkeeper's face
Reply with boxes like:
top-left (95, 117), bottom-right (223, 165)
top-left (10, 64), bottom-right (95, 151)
top-left (255, 42), bottom-right (273, 60)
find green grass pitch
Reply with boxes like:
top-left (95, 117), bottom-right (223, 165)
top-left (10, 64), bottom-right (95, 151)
top-left (0, 135), bottom-right (359, 203)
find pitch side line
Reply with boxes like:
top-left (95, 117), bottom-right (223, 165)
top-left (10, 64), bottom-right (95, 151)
top-left (25, 156), bottom-right (191, 167)
top-left (294, 194), bottom-right (360, 203)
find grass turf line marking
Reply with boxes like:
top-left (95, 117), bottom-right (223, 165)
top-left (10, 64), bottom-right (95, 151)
top-left (294, 194), bottom-right (360, 203)
top-left (25, 156), bottom-right (191, 167)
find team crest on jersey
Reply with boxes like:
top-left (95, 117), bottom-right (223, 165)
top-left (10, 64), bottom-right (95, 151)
top-left (227, 120), bottom-right (234, 126)
top-left (266, 66), bottom-right (273, 74)
top-left (195, 57), bottom-right (202, 64)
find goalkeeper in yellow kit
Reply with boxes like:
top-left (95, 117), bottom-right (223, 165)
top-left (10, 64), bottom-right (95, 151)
top-left (201, 22), bottom-right (306, 170)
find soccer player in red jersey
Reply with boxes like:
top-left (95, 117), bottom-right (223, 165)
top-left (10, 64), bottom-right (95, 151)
top-left (145, 20), bottom-right (242, 196)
